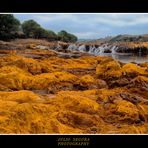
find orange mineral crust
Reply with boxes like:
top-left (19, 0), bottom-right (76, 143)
top-left (0, 39), bottom-right (148, 134)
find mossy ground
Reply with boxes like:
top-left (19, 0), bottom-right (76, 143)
top-left (0, 42), bottom-right (148, 134)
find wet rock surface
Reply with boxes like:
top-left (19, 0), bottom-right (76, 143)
top-left (0, 39), bottom-right (148, 134)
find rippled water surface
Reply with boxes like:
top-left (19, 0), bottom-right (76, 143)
top-left (99, 53), bottom-right (148, 63)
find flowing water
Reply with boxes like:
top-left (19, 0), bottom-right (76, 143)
top-left (68, 44), bottom-right (148, 64)
top-left (104, 53), bottom-right (148, 64)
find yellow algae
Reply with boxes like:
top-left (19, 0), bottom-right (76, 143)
top-left (0, 100), bottom-right (18, 112)
top-left (127, 76), bottom-right (148, 99)
top-left (122, 63), bottom-right (148, 77)
top-left (134, 75), bottom-right (148, 82)
top-left (141, 62), bottom-right (148, 69)
top-left (0, 55), bottom-right (22, 67)
top-left (97, 88), bottom-right (124, 103)
top-left (27, 72), bottom-right (78, 90)
top-left (115, 100), bottom-right (139, 122)
top-left (56, 111), bottom-right (104, 130)
top-left (55, 93), bottom-right (100, 114)
top-left (47, 56), bottom-right (98, 70)
top-left (0, 49), bottom-right (17, 55)
top-left (0, 102), bottom-right (58, 133)
top-left (0, 67), bottom-right (78, 90)
top-left (0, 40), bottom-right (147, 134)
top-left (129, 75), bottom-right (148, 90)
top-left (0, 72), bottom-right (30, 90)
top-left (79, 74), bottom-right (95, 84)
top-left (83, 89), bottom-right (98, 97)
top-left (9, 57), bottom-right (48, 75)
top-left (0, 65), bottom-right (31, 75)
top-left (0, 55), bottom-right (50, 75)
top-left (0, 84), bottom-right (11, 91)
top-left (137, 104), bottom-right (148, 122)
top-left (25, 48), bottom-right (57, 56)
top-left (53, 72), bottom-right (78, 82)
top-left (0, 90), bottom-right (40, 103)
top-left (96, 60), bottom-right (122, 79)
top-left (57, 89), bottom-right (99, 102)
top-left (114, 124), bottom-right (148, 134)
top-left (115, 41), bottom-right (148, 49)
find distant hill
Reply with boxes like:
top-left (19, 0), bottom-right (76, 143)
top-left (109, 34), bottom-right (148, 42)
top-left (77, 39), bottom-right (97, 42)
top-left (78, 34), bottom-right (148, 45)
top-left (97, 36), bottom-right (113, 42)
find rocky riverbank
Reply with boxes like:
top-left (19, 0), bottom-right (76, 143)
top-left (1, 39), bottom-right (148, 55)
top-left (0, 39), bottom-right (148, 134)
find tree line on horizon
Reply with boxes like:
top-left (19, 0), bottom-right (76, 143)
top-left (0, 14), bottom-right (78, 42)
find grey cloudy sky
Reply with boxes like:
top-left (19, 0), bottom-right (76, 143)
top-left (14, 13), bottom-right (148, 39)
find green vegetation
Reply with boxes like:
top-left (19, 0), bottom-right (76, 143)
top-left (0, 14), bottom-right (77, 42)
top-left (0, 14), bottom-right (21, 40)
top-left (58, 30), bottom-right (78, 42)
top-left (22, 20), bottom-right (58, 41)
top-left (22, 20), bottom-right (41, 38)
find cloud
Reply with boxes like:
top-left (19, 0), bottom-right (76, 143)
top-left (74, 32), bottom-right (99, 39)
top-left (35, 13), bottom-right (148, 26)
top-left (97, 13), bottom-right (148, 27)
top-left (34, 14), bottom-right (78, 23)
top-left (13, 13), bottom-right (148, 39)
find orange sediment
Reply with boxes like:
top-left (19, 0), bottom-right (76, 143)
top-left (0, 42), bottom-right (148, 134)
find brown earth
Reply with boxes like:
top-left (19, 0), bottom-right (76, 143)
top-left (0, 39), bottom-right (148, 134)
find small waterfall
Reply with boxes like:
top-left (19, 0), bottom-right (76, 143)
top-left (94, 47), bottom-right (100, 54)
top-left (94, 47), bottom-right (101, 54)
top-left (110, 45), bottom-right (118, 54)
top-left (68, 44), bottom-right (78, 50)
top-left (67, 43), bottom-right (119, 55)
top-left (88, 45), bottom-right (96, 54)
top-left (78, 45), bottom-right (86, 52)
top-left (96, 44), bottom-right (109, 54)
top-left (138, 48), bottom-right (142, 56)
top-left (55, 44), bottom-right (62, 50)
top-left (98, 46), bottom-right (105, 54)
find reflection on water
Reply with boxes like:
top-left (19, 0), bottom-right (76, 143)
top-left (99, 53), bottom-right (148, 64)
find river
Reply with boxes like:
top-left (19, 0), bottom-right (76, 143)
top-left (98, 53), bottom-right (148, 64)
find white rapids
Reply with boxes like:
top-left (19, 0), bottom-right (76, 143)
top-left (67, 43), bottom-right (118, 55)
